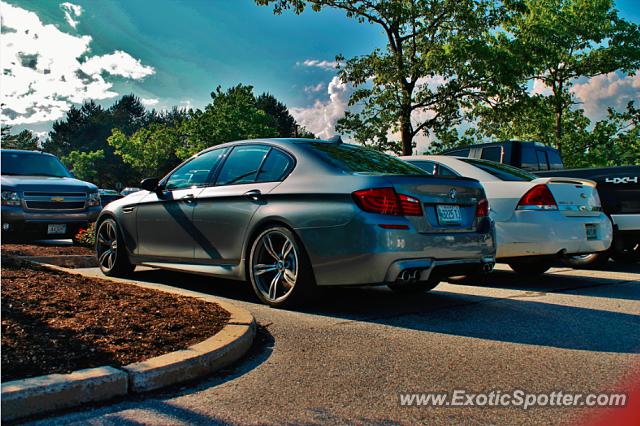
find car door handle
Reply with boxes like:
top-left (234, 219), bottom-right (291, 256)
top-left (244, 189), bottom-right (262, 201)
top-left (182, 194), bottom-right (196, 204)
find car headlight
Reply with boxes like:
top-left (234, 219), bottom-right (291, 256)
top-left (1, 191), bottom-right (21, 206)
top-left (87, 192), bottom-right (101, 207)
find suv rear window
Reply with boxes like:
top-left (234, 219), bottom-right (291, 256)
top-left (480, 146), bottom-right (502, 162)
top-left (308, 143), bottom-right (427, 175)
top-left (462, 159), bottom-right (536, 182)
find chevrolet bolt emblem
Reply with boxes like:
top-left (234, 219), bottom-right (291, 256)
top-left (51, 196), bottom-right (64, 202)
top-left (449, 189), bottom-right (457, 200)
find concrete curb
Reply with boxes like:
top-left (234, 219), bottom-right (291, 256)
top-left (1, 367), bottom-right (127, 422)
top-left (1, 262), bottom-right (256, 422)
top-left (16, 254), bottom-right (97, 268)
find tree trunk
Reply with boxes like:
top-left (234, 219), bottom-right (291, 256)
top-left (554, 80), bottom-right (564, 157)
top-left (555, 106), bottom-right (563, 157)
top-left (400, 112), bottom-right (413, 156)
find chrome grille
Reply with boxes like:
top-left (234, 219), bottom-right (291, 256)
top-left (23, 192), bottom-right (87, 211)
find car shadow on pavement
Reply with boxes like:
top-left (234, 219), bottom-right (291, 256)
top-left (449, 269), bottom-right (640, 301)
top-left (308, 286), bottom-right (640, 353)
top-left (125, 268), bottom-right (640, 354)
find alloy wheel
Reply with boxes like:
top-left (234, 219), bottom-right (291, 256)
top-left (97, 220), bottom-right (118, 272)
top-left (252, 230), bottom-right (299, 303)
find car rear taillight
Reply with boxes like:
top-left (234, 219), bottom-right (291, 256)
top-left (352, 188), bottom-right (423, 216)
top-left (517, 184), bottom-right (558, 210)
top-left (476, 198), bottom-right (489, 217)
top-left (399, 194), bottom-right (423, 216)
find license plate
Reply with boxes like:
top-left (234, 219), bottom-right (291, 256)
top-left (47, 224), bottom-right (67, 235)
top-left (586, 224), bottom-right (597, 240)
top-left (436, 204), bottom-right (462, 225)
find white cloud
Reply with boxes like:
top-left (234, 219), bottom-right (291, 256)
top-left (528, 72), bottom-right (640, 121)
top-left (140, 97), bottom-right (159, 107)
top-left (0, 2), bottom-right (155, 126)
top-left (80, 51), bottom-right (154, 79)
top-left (297, 59), bottom-right (340, 71)
top-left (571, 72), bottom-right (640, 120)
top-left (304, 82), bottom-right (325, 93)
top-left (179, 99), bottom-right (194, 110)
top-left (290, 76), bottom-right (350, 139)
top-left (530, 78), bottom-right (553, 96)
top-left (60, 2), bottom-right (82, 29)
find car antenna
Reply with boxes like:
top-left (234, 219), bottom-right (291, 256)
top-left (328, 135), bottom-right (343, 144)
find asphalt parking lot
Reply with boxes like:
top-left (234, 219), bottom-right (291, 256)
top-left (29, 262), bottom-right (639, 425)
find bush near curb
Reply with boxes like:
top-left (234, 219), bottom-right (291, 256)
top-left (73, 222), bottom-right (96, 247)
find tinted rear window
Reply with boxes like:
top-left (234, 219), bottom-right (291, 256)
top-left (480, 146), bottom-right (502, 162)
top-left (307, 143), bottom-right (427, 175)
top-left (536, 150), bottom-right (549, 170)
top-left (547, 150), bottom-right (563, 170)
top-left (409, 160), bottom-right (437, 175)
top-left (462, 159), bottom-right (536, 182)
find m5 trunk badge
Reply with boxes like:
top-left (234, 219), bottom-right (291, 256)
top-left (449, 189), bottom-right (457, 200)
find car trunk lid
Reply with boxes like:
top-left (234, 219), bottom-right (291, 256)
top-left (380, 175), bottom-right (485, 233)
top-left (533, 177), bottom-right (602, 217)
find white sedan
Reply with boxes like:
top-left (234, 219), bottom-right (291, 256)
top-left (401, 155), bottom-right (613, 275)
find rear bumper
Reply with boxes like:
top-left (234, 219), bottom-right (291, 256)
top-left (295, 216), bottom-right (496, 286)
top-left (610, 214), bottom-right (640, 231)
top-left (496, 211), bottom-right (613, 258)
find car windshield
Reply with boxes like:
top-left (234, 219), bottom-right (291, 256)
top-left (1, 151), bottom-right (71, 178)
top-left (462, 158), bottom-right (536, 182)
top-left (308, 142), bottom-right (428, 176)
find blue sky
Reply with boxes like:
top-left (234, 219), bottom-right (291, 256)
top-left (1, 0), bottom-right (639, 146)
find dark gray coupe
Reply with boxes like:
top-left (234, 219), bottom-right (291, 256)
top-left (96, 138), bottom-right (496, 307)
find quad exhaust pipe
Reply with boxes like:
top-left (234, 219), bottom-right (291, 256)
top-left (397, 268), bottom-right (428, 283)
top-left (396, 261), bottom-right (494, 284)
top-left (482, 262), bottom-right (495, 273)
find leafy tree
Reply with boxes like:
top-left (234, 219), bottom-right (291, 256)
top-left (256, 93), bottom-right (297, 137)
top-left (424, 127), bottom-right (481, 154)
top-left (107, 85), bottom-right (299, 179)
top-left (583, 102), bottom-right (640, 167)
top-left (257, 0), bottom-right (502, 155)
top-left (61, 150), bottom-right (105, 182)
top-left (177, 85), bottom-right (278, 158)
top-left (254, 92), bottom-right (316, 138)
top-left (43, 95), bottom-right (153, 187)
top-left (108, 124), bottom-right (183, 179)
top-left (487, 0), bottom-right (640, 156)
top-left (1, 126), bottom-right (40, 150)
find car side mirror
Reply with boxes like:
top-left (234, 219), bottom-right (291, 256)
top-left (140, 177), bottom-right (160, 192)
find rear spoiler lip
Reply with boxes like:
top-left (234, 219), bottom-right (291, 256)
top-left (532, 177), bottom-right (597, 187)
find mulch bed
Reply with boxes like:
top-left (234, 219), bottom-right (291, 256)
top-left (1, 257), bottom-right (230, 383)
top-left (2, 243), bottom-right (94, 257)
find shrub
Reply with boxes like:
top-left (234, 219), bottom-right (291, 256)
top-left (73, 222), bottom-right (96, 247)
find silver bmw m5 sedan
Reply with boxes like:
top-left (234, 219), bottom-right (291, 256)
top-left (96, 138), bottom-right (496, 307)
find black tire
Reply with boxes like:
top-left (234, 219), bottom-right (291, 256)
top-left (248, 226), bottom-right (315, 308)
top-left (508, 259), bottom-right (552, 275)
top-left (95, 218), bottom-right (135, 277)
top-left (562, 252), bottom-right (610, 268)
top-left (387, 278), bottom-right (440, 294)
top-left (610, 243), bottom-right (640, 264)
